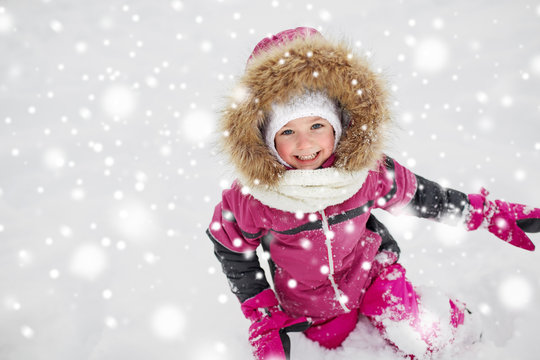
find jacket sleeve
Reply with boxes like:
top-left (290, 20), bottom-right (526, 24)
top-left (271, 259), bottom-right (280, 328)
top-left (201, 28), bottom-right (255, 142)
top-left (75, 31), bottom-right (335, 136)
top-left (206, 182), bottom-right (271, 302)
top-left (366, 214), bottom-right (401, 258)
top-left (405, 174), bottom-right (469, 224)
top-left (375, 156), bottom-right (469, 225)
top-left (373, 156), bottom-right (418, 213)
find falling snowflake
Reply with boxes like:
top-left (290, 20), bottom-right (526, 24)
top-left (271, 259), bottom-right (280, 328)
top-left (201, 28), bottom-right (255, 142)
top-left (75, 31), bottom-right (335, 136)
top-left (498, 276), bottom-right (533, 310)
top-left (150, 305), bottom-right (186, 340)
top-left (69, 243), bottom-right (108, 280)
top-left (413, 37), bottom-right (449, 73)
top-left (180, 109), bottom-right (215, 143)
top-left (100, 85), bottom-right (137, 119)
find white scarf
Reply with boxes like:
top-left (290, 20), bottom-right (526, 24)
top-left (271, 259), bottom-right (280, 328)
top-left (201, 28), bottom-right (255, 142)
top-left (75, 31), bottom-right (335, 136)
top-left (240, 168), bottom-right (369, 213)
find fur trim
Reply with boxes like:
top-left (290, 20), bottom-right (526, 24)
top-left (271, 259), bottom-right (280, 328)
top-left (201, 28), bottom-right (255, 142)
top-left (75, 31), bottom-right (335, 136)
top-left (220, 34), bottom-right (391, 187)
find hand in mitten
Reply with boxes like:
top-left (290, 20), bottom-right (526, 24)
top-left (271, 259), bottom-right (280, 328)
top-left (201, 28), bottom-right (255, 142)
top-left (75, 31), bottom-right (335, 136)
top-left (467, 188), bottom-right (540, 251)
top-left (241, 289), bottom-right (311, 360)
top-left (368, 250), bottom-right (399, 279)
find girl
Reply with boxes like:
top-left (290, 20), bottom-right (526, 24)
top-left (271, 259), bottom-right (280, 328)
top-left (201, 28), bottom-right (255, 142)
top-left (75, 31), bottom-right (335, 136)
top-left (206, 27), bottom-right (540, 359)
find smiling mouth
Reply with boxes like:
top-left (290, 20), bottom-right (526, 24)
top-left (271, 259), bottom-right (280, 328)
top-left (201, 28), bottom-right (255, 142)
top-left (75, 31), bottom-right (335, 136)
top-left (296, 151), bottom-right (319, 161)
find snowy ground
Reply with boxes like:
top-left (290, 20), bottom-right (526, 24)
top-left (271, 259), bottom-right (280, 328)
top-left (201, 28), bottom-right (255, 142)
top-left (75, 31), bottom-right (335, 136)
top-left (1, 1), bottom-right (540, 359)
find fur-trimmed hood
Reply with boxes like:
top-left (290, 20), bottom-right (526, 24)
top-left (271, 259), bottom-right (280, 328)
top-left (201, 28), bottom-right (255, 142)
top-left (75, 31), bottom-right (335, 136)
top-left (219, 30), bottom-right (391, 188)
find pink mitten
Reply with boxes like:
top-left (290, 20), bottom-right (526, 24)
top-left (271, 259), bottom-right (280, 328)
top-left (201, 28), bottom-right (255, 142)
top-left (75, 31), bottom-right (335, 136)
top-left (467, 188), bottom-right (540, 251)
top-left (241, 289), bottom-right (311, 360)
top-left (368, 250), bottom-right (399, 280)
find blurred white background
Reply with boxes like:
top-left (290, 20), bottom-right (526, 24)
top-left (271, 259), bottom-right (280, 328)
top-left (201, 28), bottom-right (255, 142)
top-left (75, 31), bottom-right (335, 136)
top-left (1, 1), bottom-right (539, 359)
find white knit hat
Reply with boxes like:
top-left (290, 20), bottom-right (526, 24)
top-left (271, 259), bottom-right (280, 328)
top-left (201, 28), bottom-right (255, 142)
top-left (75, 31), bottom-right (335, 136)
top-left (265, 91), bottom-right (342, 167)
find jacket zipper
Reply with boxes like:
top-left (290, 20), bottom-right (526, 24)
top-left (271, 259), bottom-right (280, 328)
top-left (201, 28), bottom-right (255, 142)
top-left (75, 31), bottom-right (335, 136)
top-left (320, 210), bottom-right (351, 313)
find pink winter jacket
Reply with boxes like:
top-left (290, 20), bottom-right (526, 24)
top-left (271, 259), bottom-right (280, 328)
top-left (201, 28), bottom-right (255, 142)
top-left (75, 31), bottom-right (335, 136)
top-left (208, 157), bottom-right (418, 321)
top-left (208, 28), bottom-right (472, 323)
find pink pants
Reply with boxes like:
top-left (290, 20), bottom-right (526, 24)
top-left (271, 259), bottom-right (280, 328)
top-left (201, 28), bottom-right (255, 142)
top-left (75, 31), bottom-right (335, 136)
top-left (304, 264), bottom-right (466, 355)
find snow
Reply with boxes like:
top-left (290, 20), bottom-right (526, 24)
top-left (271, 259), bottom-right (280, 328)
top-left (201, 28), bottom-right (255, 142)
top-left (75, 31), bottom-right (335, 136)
top-left (434, 222), bottom-right (467, 247)
top-left (531, 55), bottom-right (540, 76)
top-left (150, 305), bottom-right (186, 341)
top-left (100, 85), bottom-right (138, 120)
top-left (69, 243), bottom-right (108, 281)
top-left (1, 0), bottom-right (540, 359)
top-left (413, 38), bottom-right (450, 73)
top-left (181, 109), bottom-right (216, 143)
top-left (497, 276), bottom-right (533, 310)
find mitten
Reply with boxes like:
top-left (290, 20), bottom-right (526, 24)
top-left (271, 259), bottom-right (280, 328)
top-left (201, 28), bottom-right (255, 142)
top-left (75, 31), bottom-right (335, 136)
top-left (241, 289), bottom-right (311, 360)
top-left (368, 250), bottom-right (399, 280)
top-left (466, 188), bottom-right (540, 251)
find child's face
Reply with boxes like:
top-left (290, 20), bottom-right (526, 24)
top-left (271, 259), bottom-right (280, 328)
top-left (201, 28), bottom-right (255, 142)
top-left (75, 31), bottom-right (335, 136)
top-left (274, 116), bottom-right (335, 170)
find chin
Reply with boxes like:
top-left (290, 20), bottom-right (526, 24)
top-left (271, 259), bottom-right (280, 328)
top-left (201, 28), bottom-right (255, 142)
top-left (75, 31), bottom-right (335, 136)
top-left (295, 164), bottom-right (320, 170)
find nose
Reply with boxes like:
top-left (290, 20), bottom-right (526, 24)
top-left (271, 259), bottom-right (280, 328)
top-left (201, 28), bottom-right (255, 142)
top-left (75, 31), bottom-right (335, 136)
top-left (296, 132), bottom-right (312, 150)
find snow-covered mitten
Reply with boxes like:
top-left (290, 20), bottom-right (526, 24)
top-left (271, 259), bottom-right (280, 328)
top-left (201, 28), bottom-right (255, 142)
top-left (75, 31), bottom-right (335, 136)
top-left (241, 289), bottom-right (311, 360)
top-left (467, 188), bottom-right (540, 251)
top-left (368, 250), bottom-right (399, 280)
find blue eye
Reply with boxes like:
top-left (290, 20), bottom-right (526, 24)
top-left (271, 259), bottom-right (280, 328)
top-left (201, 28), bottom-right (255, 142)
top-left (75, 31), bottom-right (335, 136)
top-left (281, 129), bottom-right (293, 135)
top-left (311, 123), bottom-right (323, 129)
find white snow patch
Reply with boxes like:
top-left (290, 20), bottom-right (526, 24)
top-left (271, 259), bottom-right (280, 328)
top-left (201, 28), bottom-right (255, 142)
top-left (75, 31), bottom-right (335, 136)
top-left (181, 109), bottom-right (215, 143)
top-left (112, 202), bottom-right (159, 242)
top-left (43, 148), bottom-right (66, 169)
top-left (500, 95), bottom-right (513, 107)
top-left (432, 18), bottom-right (445, 30)
top-left (100, 85), bottom-right (137, 119)
top-left (498, 276), bottom-right (533, 310)
top-left (104, 316), bottom-right (118, 329)
top-left (530, 54), bottom-right (540, 76)
top-left (170, 1), bottom-right (184, 12)
top-left (475, 91), bottom-right (489, 103)
top-left (514, 169), bottom-right (526, 181)
top-left (436, 222), bottom-right (467, 247)
top-left (200, 41), bottom-right (213, 52)
top-left (49, 20), bottom-right (63, 33)
top-left (18, 250), bottom-right (34, 267)
top-left (413, 38), bottom-right (449, 73)
top-left (0, 9), bottom-right (14, 34)
top-left (69, 243), bottom-right (108, 280)
top-left (21, 325), bottom-right (35, 339)
top-left (477, 116), bottom-right (494, 131)
top-left (150, 305), bottom-right (186, 340)
top-left (319, 9), bottom-right (332, 22)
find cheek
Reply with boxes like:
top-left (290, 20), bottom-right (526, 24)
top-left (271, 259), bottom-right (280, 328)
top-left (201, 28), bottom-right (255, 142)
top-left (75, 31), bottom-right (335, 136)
top-left (275, 138), bottom-right (293, 158)
top-left (322, 132), bottom-right (335, 151)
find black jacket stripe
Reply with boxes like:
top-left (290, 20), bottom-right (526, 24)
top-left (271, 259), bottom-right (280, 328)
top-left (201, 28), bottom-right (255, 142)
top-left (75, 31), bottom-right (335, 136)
top-left (241, 229), bottom-right (264, 239)
top-left (271, 220), bottom-right (323, 235)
